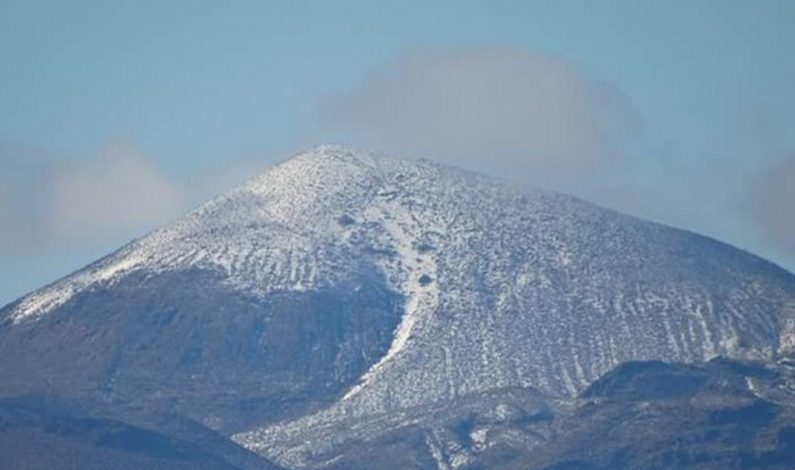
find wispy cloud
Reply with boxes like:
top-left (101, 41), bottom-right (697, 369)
top-left (0, 144), bottom-right (188, 253)
top-left (320, 47), bottom-right (642, 177)
top-left (46, 145), bottom-right (186, 241)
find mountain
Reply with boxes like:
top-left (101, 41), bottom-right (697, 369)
top-left (1, 145), bottom-right (794, 469)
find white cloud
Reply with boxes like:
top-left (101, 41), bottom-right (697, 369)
top-left (46, 145), bottom-right (186, 241)
top-left (320, 47), bottom-right (641, 175)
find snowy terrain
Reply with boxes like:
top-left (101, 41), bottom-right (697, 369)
top-left (5, 145), bottom-right (795, 469)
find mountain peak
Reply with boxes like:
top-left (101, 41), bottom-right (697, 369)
top-left (274, 145), bottom-right (374, 172)
top-left (252, 145), bottom-right (390, 184)
top-left (292, 144), bottom-right (375, 161)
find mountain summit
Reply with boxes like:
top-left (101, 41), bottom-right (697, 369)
top-left (2, 146), bottom-right (795, 468)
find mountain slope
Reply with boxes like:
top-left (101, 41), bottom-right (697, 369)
top-left (0, 397), bottom-right (284, 470)
top-left (1, 145), bottom-right (794, 468)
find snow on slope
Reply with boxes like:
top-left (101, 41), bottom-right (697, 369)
top-left (10, 146), bottom-right (384, 323)
top-left (7, 146), bottom-right (795, 467)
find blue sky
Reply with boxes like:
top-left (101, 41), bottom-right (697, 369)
top-left (1, 0), bottom-right (794, 305)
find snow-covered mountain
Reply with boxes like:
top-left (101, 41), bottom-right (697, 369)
top-left (2, 145), bottom-right (795, 469)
